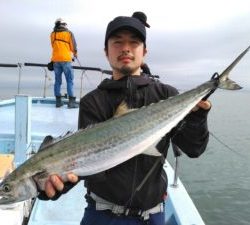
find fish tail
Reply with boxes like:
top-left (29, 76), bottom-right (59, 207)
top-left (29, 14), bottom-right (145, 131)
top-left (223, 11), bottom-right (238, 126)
top-left (218, 78), bottom-right (242, 90)
top-left (217, 45), bottom-right (250, 90)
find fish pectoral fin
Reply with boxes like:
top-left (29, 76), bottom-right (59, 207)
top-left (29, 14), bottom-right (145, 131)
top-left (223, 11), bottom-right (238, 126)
top-left (32, 170), bottom-right (49, 191)
top-left (143, 146), bottom-right (162, 157)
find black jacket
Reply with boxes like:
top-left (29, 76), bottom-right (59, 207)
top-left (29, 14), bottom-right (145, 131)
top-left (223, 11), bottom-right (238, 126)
top-left (77, 74), bottom-right (209, 210)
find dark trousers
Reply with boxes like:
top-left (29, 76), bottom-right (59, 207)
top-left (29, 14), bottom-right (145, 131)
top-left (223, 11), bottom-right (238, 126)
top-left (80, 204), bottom-right (165, 225)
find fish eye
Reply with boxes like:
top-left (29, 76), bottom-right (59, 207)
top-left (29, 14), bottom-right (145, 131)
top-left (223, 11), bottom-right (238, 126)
top-left (3, 184), bottom-right (11, 193)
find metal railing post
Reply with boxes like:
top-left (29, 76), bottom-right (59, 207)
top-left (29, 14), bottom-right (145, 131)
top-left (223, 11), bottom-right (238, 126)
top-left (17, 63), bottom-right (22, 94)
top-left (14, 95), bottom-right (31, 167)
top-left (43, 67), bottom-right (48, 98)
top-left (171, 143), bottom-right (182, 188)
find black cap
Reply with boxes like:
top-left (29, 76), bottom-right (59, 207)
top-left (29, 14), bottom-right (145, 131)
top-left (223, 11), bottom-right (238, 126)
top-left (132, 11), bottom-right (150, 28)
top-left (105, 16), bottom-right (146, 46)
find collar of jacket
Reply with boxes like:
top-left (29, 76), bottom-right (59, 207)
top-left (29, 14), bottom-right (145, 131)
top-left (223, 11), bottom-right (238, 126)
top-left (98, 74), bottom-right (152, 90)
top-left (53, 27), bottom-right (69, 32)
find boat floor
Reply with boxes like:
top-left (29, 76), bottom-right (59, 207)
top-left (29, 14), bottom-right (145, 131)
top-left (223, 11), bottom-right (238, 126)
top-left (0, 98), bottom-right (78, 137)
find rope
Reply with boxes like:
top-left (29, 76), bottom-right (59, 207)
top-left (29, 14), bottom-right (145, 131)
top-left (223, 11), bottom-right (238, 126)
top-left (209, 131), bottom-right (245, 158)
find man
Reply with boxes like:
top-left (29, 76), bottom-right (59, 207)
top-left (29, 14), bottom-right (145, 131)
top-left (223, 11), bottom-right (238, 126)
top-left (50, 18), bottom-right (78, 108)
top-left (42, 14), bottom-right (211, 225)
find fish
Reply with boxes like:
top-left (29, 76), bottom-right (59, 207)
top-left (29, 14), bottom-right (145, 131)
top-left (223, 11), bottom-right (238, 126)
top-left (0, 46), bottom-right (249, 205)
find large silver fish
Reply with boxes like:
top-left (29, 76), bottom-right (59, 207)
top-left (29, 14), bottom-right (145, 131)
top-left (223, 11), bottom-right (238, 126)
top-left (0, 46), bottom-right (249, 205)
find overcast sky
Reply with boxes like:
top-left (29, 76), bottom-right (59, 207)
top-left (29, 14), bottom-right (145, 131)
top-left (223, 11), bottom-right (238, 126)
top-left (1, 0), bottom-right (250, 97)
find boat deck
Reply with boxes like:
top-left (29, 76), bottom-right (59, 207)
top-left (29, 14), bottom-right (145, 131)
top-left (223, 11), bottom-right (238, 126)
top-left (0, 97), bottom-right (78, 154)
top-left (0, 97), bottom-right (78, 136)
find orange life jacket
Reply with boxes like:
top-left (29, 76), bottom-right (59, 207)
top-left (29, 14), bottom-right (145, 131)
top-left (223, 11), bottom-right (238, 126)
top-left (50, 30), bottom-right (77, 62)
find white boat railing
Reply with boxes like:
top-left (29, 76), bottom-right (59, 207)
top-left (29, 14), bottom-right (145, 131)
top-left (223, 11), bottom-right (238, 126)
top-left (0, 62), bottom-right (112, 100)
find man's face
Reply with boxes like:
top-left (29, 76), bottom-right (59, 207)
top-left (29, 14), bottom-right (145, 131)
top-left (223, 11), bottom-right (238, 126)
top-left (105, 30), bottom-right (147, 79)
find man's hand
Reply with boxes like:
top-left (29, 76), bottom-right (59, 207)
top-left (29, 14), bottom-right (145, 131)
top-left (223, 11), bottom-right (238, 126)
top-left (44, 173), bottom-right (79, 198)
top-left (192, 100), bottom-right (211, 112)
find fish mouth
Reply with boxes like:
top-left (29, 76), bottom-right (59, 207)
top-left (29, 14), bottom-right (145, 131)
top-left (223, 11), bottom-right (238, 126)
top-left (0, 196), bottom-right (16, 205)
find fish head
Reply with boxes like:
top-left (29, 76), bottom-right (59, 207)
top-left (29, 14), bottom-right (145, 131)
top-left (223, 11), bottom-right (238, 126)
top-left (0, 177), bottom-right (38, 205)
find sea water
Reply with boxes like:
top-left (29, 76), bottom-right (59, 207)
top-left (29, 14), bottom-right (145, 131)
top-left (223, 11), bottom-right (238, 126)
top-left (168, 90), bottom-right (250, 225)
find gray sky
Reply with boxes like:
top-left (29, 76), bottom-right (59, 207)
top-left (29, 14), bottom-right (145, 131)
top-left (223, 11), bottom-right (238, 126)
top-left (1, 0), bottom-right (250, 98)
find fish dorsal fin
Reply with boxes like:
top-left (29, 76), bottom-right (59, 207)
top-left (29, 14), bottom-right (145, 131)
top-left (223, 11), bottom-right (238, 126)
top-left (38, 131), bottom-right (75, 151)
top-left (58, 130), bottom-right (74, 139)
top-left (113, 101), bottom-right (137, 118)
top-left (38, 135), bottom-right (55, 151)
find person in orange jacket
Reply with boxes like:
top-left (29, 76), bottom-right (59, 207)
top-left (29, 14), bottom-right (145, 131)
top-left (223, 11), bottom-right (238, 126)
top-left (50, 18), bottom-right (78, 108)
